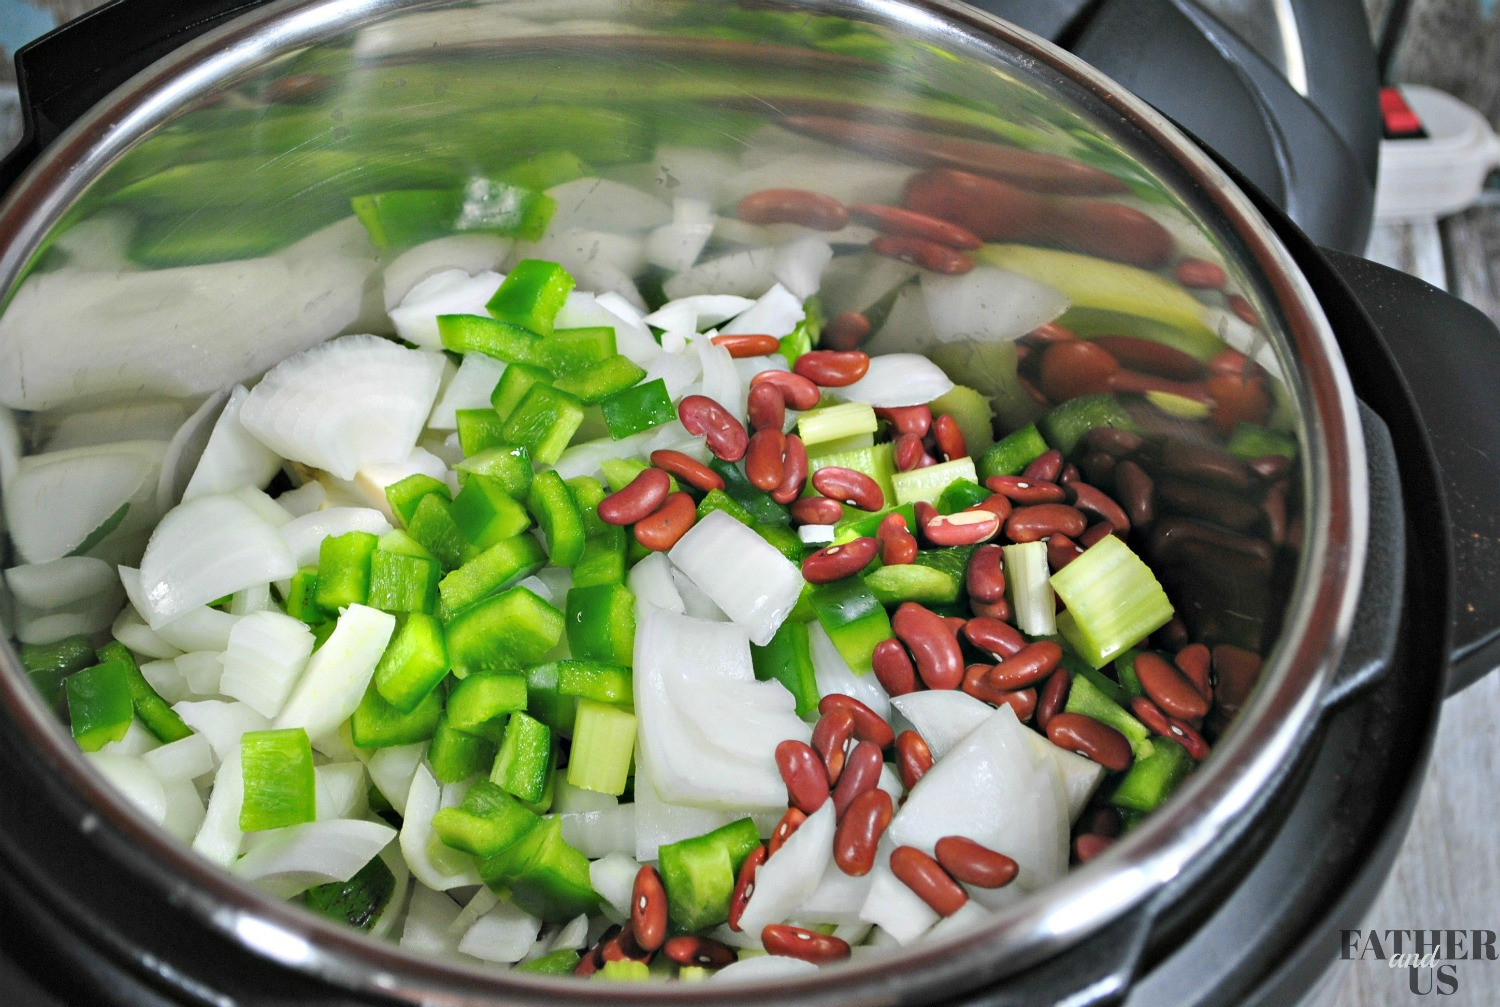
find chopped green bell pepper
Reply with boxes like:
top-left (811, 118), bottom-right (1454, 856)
top-left (437, 533), bottom-right (548, 616)
top-left (527, 471), bottom-right (586, 568)
top-left (499, 385), bottom-right (586, 465)
top-left (64, 660), bottom-right (135, 752)
top-left (808, 577), bottom-right (890, 677)
top-left (565, 583), bottom-right (636, 667)
top-left (350, 681), bottom-right (443, 748)
top-left (487, 258), bottom-right (575, 336)
top-left (372, 613), bottom-right (449, 712)
top-left (750, 620), bottom-right (820, 718)
top-left (445, 586), bottom-right (564, 677)
top-left (600, 378), bottom-right (675, 439)
top-left (315, 531), bottom-right (379, 611)
top-left (239, 728), bottom-right (316, 831)
top-left (553, 354), bottom-right (648, 404)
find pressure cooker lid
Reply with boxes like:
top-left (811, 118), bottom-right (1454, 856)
top-left (0, 1), bottom-right (1369, 1002)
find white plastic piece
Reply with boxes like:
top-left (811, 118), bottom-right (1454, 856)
top-left (1375, 85), bottom-right (1500, 222)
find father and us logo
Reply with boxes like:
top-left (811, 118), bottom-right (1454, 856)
top-left (1341, 929), bottom-right (1498, 995)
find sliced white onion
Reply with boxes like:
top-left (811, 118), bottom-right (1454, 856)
top-left (161, 779), bottom-right (207, 842)
top-left (670, 570), bottom-right (722, 621)
top-left (669, 511), bottom-right (804, 647)
top-left (173, 700), bottom-right (270, 762)
top-left (641, 351), bottom-right (703, 401)
top-left (229, 582), bottom-right (273, 616)
top-left (890, 691), bottom-right (994, 760)
top-left (364, 742), bottom-right (426, 818)
top-left (112, 607), bottom-right (181, 660)
top-left (771, 236), bottom-right (833, 301)
top-left (231, 485), bottom-right (294, 529)
top-left (663, 247), bottom-right (777, 300)
top-left (627, 552), bottom-right (685, 618)
top-left (219, 611), bottom-right (316, 719)
top-left (240, 334), bottom-right (446, 481)
top-left (192, 747), bottom-right (244, 867)
top-left (138, 657), bottom-right (188, 705)
top-left (557, 803), bottom-right (636, 859)
top-left (6, 555), bottom-right (120, 619)
top-left (388, 269), bottom-right (504, 348)
top-left (516, 228), bottom-right (645, 298)
top-left (175, 651), bottom-right (225, 698)
top-left (158, 390), bottom-right (231, 512)
top-left (736, 802), bottom-right (835, 935)
top-left (549, 914), bottom-right (591, 952)
top-left (400, 764), bottom-right (481, 890)
top-left (694, 334), bottom-right (744, 421)
top-left (833, 354), bottom-right (954, 408)
top-left (4, 440), bottom-right (166, 564)
top-left (859, 855), bottom-right (938, 945)
top-left (427, 353), bottom-right (507, 430)
top-left (630, 771), bottom-right (741, 864)
top-left (819, 252), bottom-right (919, 317)
top-left (38, 399), bottom-right (189, 454)
top-left (546, 177), bottom-right (672, 233)
top-left (447, 887), bottom-right (498, 941)
top-left (370, 845), bottom-right (412, 941)
top-left (274, 604), bottom-right (395, 744)
top-left (142, 733), bottom-right (215, 783)
top-left (274, 481), bottom-right (326, 518)
top-left (458, 900), bottom-right (542, 964)
top-left (809, 622), bottom-right (891, 721)
top-left (233, 819), bottom-right (397, 899)
top-left (383, 236), bottom-right (511, 311)
top-left (924, 898), bottom-right (1000, 942)
top-left (551, 421), bottom-right (704, 482)
top-left (400, 884), bottom-right (463, 957)
top-left (711, 955), bottom-right (822, 982)
top-left (719, 283), bottom-right (804, 340)
top-left (798, 524), bottom-right (836, 546)
top-left (645, 215), bottom-right (716, 272)
top-left (795, 857), bottom-right (877, 925)
top-left (733, 353), bottom-right (788, 389)
top-left (644, 294), bottom-right (756, 334)
top-left (137, 492), bottom-right (295, 626)
top-left (1019, 728), bottom-right (1105, 824)
top-left (119, 565), bottom-right (241, 652)
top-left (588, 852), bottom-right (642, 923)
top-left (920, 266), bottom-right (1069, 345)
top-left (84, 752), bottom-right (167, 825)
top-left (558, 290), bottom-right (660, 367)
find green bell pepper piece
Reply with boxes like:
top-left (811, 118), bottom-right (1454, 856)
top-left (239, 728), bottom-right (316, 831)
top-left (453, 444), bottom-right (533, 500)
top-left (438, 533), bottom-right (548, 616)
top-left (372, 613), bottom-right (449, 712)
top-left (455, 408), bottom-right (512, 457)
top-left (445, 586), bottom-right (564, 677)
top-left (449, 474), bottom-right (532, 549)
top-left (750, 621), bottom-right (821, 718)
top-left (935, 478), bottom-right (993, 515)
top-left (600, 378), bottom-right (675, 440)
top-left (553, 355), bottom-right (648, 404)
top-left (446, 673), bottom-right (528, 737)
top-left (490, 711), bottom-right (554, 804)
top-left (1110, 736), bottom-right (1193, 812)
top-left (977, 424), bottom-right (1049, 481)
top-left (315, 531), bottom-right (379, 611)
top-left (658, 818), bottom-right (761, 931)
top-left (349, 681), bottom-right (443, 748)
top-left (406, 494), bottom-right (481, 571)
top-left (1039, 394), bottom-right (1139, 457)
top-left (808, 577), bottom-right (890, 676)
top-left (565, 583), bottom-right (636, 666)
top-left (499, 385), bottom-right (586, 465)
top-left (433, 779), bottom-right (539, 857)
top-left (490, 363), bottom-right (553, 421)
top-left (96, 642), bottom-right (192, 744)
top-left (527, 470), bottom-right (587, 568)
top-left (20, 635), bottom-right (95, 715)
top-left (302, 854), bottom-right (396, 932)
top-left (386, 473), bottom-right (451, 527)
top-left (284, 567), bottom-right (333, 625)
top-left (487, 258), bottom-right (575, 336)
top-left (427, 712), bottom-right (498, 784)
top-left (64, 659), bottom-right (135, 751)
top-left (478, 815), bottom-right (599, 923)
top-left (367, 549), bottom-right (441, 615)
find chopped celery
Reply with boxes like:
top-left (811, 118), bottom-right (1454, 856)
top-left (891, 456), bottom-right (977, 506)
top-left (446, 673), bottom-right (528, 736)
top-left (1144, 390), bottom-right (1210, 419)
top-left (805, 431), bottom-right (875, 457)
top-left (808, 577), bottom-right (890, 676)
top-left (930, 384), bottom-right (996, 456)
top-left (797, 403), bottom-right (877, 449)
top-left (315, 531), bottom-right (379, 610)
top-left (1003, 541), bottom-right (1056, 636)
top-left (601, 378), bottom-right (675, 439)
top-left (1039, 394), bottom-right (1139, 456)
top-left (553, 354), bottom-right (647, 403)
top-left (350, 681), bottom-right (443, 748)
top-left (598, 960), bottom-right (651, 981)
top-left (527, 471), bottom-right (586, 568)
top-left (450, 475), bottom-right (532, 549)
top-left (454, 444), bottom-right (533, 500)
top-left (499, 385), bottom-right (586, 465)
top-left (239, 728), bottom-right (316, 831)
top-left (750, 620), bottom-right (821, 718)
top-left (64, 661), bottom-right (134, 752)
top-left (977, 424), bottom-right (1048, 480)
top-left (1051, 535), bottom-right (1174, 667)
top-left (520, 949), bottom-right (581, 975)
top-left (565, 583), bottom-right (636, 666)
top-left (444, 586), bottom-right (564, 677)
top-left (487, 259), bottom-right (575, 336)
top-left (867, 563), bottom-right (960, 605)
top-left (1064, 672), bottom-right (1154, 759)
top-left (934, 478), bottom-right (992, 514)
top-left (1110, 737), bottom-right (1193, 812)
top-left (372, 613), bottom-right (449, 712)
top-left (567, 699), bottom-right (637, 795)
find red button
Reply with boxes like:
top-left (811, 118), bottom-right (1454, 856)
top-left (1379, 86), bottom-right (1425, 137)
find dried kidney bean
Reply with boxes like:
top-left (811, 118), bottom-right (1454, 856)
top-left (985, 641), bottom-right (1063, 691)
top-left (870, 233), bottom-right (974, 274)
top-left (812, 466), bottom-right (884, 510)
top-left (894, 432), bottom-right (933, 472)
top-left (965, 544), bottom-right (1007, 603)
top-left (1167, 718), bottom-right (1211, 760)
top-left (923, 509), bottom-right (1001, 546)
top-left (974, 492), bottom-right (1013, 524)
top-left (598, 469), bottom-right (671, 526)
top-left (831, 741), bottom-right (883, 818)
top-left (1038, 340), bottom-right (1120, 401)
top-left (890, 846), bottom-right (969, 916)
top-left (812, 707), bottom-right (856, 785)
top-left (1036, 668), bottom-right (1071, 731)
top-left (737, 187), bottom-right (849, 230)
top-left (1114, 459), bottom-right (1155, 529)
top-left (1046, 713), bottom-right (1133, 772)
top-left (663, 935), bottom-right (736, 969)
top-left (802, 537), bottom-right (879, 584)
top-left (790, 496), bottom-right (844, 526)
top-left (895, 730), bottom-right (934, 791)
top-left (1174, 643), bottom-right (1214, 702)
top-left (877, 511), bottom-right (918, 565)
top-left (711, 333), bottom-right (781, 358)
top-left (772, 434), bottom-right (809, 505)
top-left (746, 380), bottom-right (786, 432)
top-left (750, 369), bottom-right (822, 410)
top-left (985, 474), bottom-right (1067, 505)
top-left (964, 615), bottom-right (1025, 659)
top-left (1070, 481), bottom-right (1131, 535)
top-left (848, 202), bottom-right (983, 249)
top-left (745, 428), bottom-right (787, 491)
top-left (934, 836), bottom-right (1019, 888)
top-left (776, 740), bottom-right (830, 814)
top-left (761, 924), bottom-right (851, 963)
top-left (875, 405), bottom-right (932, 438)
top-left (1047, 533), bottom-right (1085, 572)
top-left (633, 492), bottom-right (697, 551)
top-left (932, 414), bottom-right (967, 461)
top-left (1092, 336), bottom-right (1206, 381)
top-left (1074, 834), bottom-right (1114, 863)
top-left (768, 808), bottom-right (807, 858)
top-left (677, 394), bottom-right (748, 462)
top-left (893, 602), bottom-right (965, 690)
top-left (794, 350), bottom-right (870, 387)
top-left (1130, 694), bottom-right (1174, 738)
top-left (1005, 504), bottom-right (1088, 542)
top-left (1175, 257), bottom-right (1227, 289)
top-left (819, 694), bottom-right (895, 750)
top-left (1086, 426), bottom-right (1144, 457)
top-left (834, 789), bottom-right (894, 876)
top-left (871, 638), bottom-right (919, 697)
top-left (727, 846), bottom-right (766, 931)
top-left (823, 310), bottom-right (872, 351)
top-left (649, 449), bottom-right (723, 492)
top-left (631, 865), bottom-right (668, 952)
top-left (1022, 449), bottom-right (1064, 484)
top-left (1134, 652), bottom-right (1209, 720)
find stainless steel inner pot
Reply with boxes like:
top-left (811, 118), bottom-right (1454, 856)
top-left (0, 0), bottom-right (1366, 1002)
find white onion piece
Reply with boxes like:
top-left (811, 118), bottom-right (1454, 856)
top-left (558, 803), bottom-right (637, 859)
top-left (388, 269), bottom-right (503, 348)
top-left (859, 857), bottom-right (939, 944)
top-left (427, 353), bottom-right (507, 430)
top-left (158, 389), bottom-right (231, 511)
top-left (644, 294), bottom-right (756, 333)
top-left (118, 565), bottom-right (241, 652)
top-left (112, 607), bottom-right (181, 661)
top-left (631, 771), bottom-right (740, 863)
top-left (218, 611), bottom-right (316, 719)
top-left (735, 802), bottom-right (835, 934)
top-left (712, 955), bottom-right (822, 982)
top-left (551, 422), bottom-right (704, 482)
top-left (192, 747), bottom-right (244, 867)
top-left (458, 900), bottom-right (542, 964)
top-left (400, 884), bottom-right (463, 957)
top-left (553, 777), bottom-right (618, 814)
top-left (229, 582), bottom-right (273, 616)
top-left (809, 622), bottom-right (891, 721)
top-left (922, 898), bottom-right (996, 945)
top-left (890, 691), bottom-right (993, 760)
top-left (833, 354), bottom-right (954, 408)
top-left (732, 354), bottom-right (788, 390)
top-left (669, 567), bottom-right (723, 620)
top-left (589, 852), bottom-right (643, 923)
top-left (546, 177), bottom-right (671, 233)
top-left (280, 507), bottom-right (393, 569)
top-left (798, 524), bottom-right (836, 546)
top-left (705, 924), bottom-right (765, 950)
top-left (231, 486), bottom-right (293, 529)
top-left (819, 253), bottom-right (919, 317)
top-left (83, 752), bottom-right (167, 825)
top-left (645, 215), bottom-right (716, 272)
top-left (15, 611), bottom-right (111, 647)
top-left (142, 733), bottom-right (214, 783)
top-left (719, 283), bottom-right (804, 339)
top-left (920, 266), bottom-right (1069, 344)
top-left (517, 228), bottom-right (646, 295)
top-left (627, 552), bottom-right (685, 617)
top-left (771, 236), bottom-right (833, 301)
top-left (274, 604), bottom-right (395, 743)
top-left (320, 448), bottom-right (448, 523)
top-left (641, 351), bottom-right (703, 401)
top-left (4, 440), bottom-right (166, 564)
top-left (400, 764), bottom-right (481, 890)
top-left (663, 247), bottom-right (777, 300)
top-left (241, 334), bottom-right (445, 480)
top-left (653, 146), bottom-right (739, 200)
top-left (794, 855), bottom-right (877, 924)
top-left (559, 291), bottom-right (660, 367)
top-left (39, 399), bottom-right (188, 454)
top-left (694, 335), bottom-right (744, 421)
top-left (669, 511), bottom-right (804, 646)
top-left (448, 885), bottom-right (499, 941)
top-left (137, 492), bottom-right (295, 626)
top-left (383, 236), bottom-right (511, 311)
top-left (100, 722), bottom-right (159, 759)
top-left (370, 846), bottom-right (412, 941)
top-left (173, 700), bottom-right (270, 762)
top-left (274, 481), bottom-right (326, 519)
top-left (138, 657), bottom-right (187, 704)
top-left (550, 914), bottom-right (591, 952)
top-left (364, 742), bottom-right (426, 818)
top-left (233, 819), bottom-right (397, 899)
top-left (160, 779), bottom-right (207, 842)
top-left (175, 651), bottom-right (225, 698)
top-left (6, 555), bottom-right (119, 611)
top-left (1019, 728), bottom-right (1105, 824)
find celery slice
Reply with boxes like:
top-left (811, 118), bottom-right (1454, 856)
top-left (930, 383), bottom-right (995, 456)
top-left (1051, 535), bottom-right (1174, 667)
top-left (798, 403), bottom-right (877, 449)
top-left (1002, 541), bottom-right (1055, 636)
top-left (891, 456), bottom-right (978, 505)
top-left (566, 699), bottom-right (637, 796)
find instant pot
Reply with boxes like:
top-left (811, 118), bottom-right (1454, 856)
top-left (0, 1), bottom-right (1497, 1005)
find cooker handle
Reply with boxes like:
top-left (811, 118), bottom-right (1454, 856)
top-left (950, 905), bottom-right (1152, 1007)
top-left (1321, 249), bottom-right (1500, 696)
top-left (0, 0), bottom-right (262, 191)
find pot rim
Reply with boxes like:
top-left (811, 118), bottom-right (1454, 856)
top-left (0, 0), bottom-right (1368, 1001)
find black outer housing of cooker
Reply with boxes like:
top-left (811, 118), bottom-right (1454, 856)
top-left (1, 3), bottom-right (1498, 1005)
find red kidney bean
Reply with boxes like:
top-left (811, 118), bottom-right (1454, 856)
top-left (1078, 450), bottom-right (1116, 488)
top-left (889, 846), bottom-right (969, 916)
top-left (750, 369), bottom-right (822, 410)
top-left (631, 865), bottom-right (668, 952)
top-left (932, 414), bottom-right (967, 461)
top-left (727, 845), bottom-right (766, 931)
top-left (964, 615), bottom-right (1025, 659)
top-left (913, 500), bottom-right (938, 537)
top-left (598, 468), bottom-right (671, 526)
top-left (761, 924), bottom-right (851, 963)
top-left (802, 536), bottom-right (879, 584)
top-left (892, 602), bottom-right (965, 690)
top-left (1107, 369), bottom-right (1214, 404)
top-left (772, 434), bottom-right (809, 505)
top-left (1079, 522), bottom-right (1113, 548)
top-left (768, 808), bottom-right (807, 859)
top-left (1019, 374), bottom-right (1050, 405)
top-left (834, 788), bottom-right (894, 876)
top-left (1157, 617), bottom-right (1191, 652)
top-left (1005, 504), bottom-right (1087, 543)
top-left (1168, 718), bottom-right (1211, 760)
top-left (871, 638), bottom-right (919, 697)
top-left (1047, 533), bottom-right (1085, 571)
top-left (1038, 340), bottom-right (1120, 402)
top-left (1227, 292), bottom-right (1260, 326)
top-left (573, 951), bottom-right (601, 977)
top-left (745, 428), bottom-right (787, 491)
top-left (1086, 427), bottom-right (1145, 457)
top-left (893, 431), bottom-right (927, 472)
top-left (1114, 459), bottom-right (1155, 530)
top-left (1024, 321), bottom-right (1081, 345)
top-left (812, 466), bottom-right (884, 510)
top-left (877, 511), bottom-right (917, 565)
top-left (1074, 834), bottom-right (1114, 863)
top-left (1156, 439), bottom-right (1256, 491)
top-left (776, 740), bottom-right (830, 814)
top-left (960, 664), bottom-right (1009, 704)
top-left (1207, 371), bottom-right (1271, 435)
top-left (1264, 481), bottom-right (1288, 546)
top-left (970, 596), bottom-right (1012, 623)
top-left (794, 350), bottom-right (870, 387)
top-left (923, 509), bottom-right (1002, 546)
top-left (1174, 643), bottom-right (1213, 703)
top-left (1092, 336), bottom-right (1206, 381)
top-left (1046, 713), bottom-right (1133, 772)
top-left (848, 202), bottom-right (983, 249)
top-left (964, 544), bottom-right (1007, 603)
top-left (982, 683), bottom-right (1037, 722)
top-left (663, 935), bottom-right (737, 969)
top-left (819, 694), bottom-right (895, 750)
top-left (974, 492), bottom-right (1013, 524)
top-left (831, 740), bottom-right (883, 818)
top-left (895, 730), bottom-right (933, 791)
top-left (985, 474), bottom-right (1067, 505)
top-left (678, 394), bottom-right (748, 462)
top-left (737, 187), bottom-right (850, 230)
top-left (875, 405), bottom-right (933, 438)
top-left (870, 233), bottom-right (974, 274)
top-left (942, 616), bottom-right (968, 637)
top-left (1175, 257), bottom-right (1227, 289)
top-left (1036, 668), bottom-right (1071, 731)
top-left (1022, 449), bottom-right (1064, 484)
top-left (935, 836), bottom-right (1019, 888)
top-left (648, 449), bottom-right (723, 492)
top-left (633, 492), bottom-right (697, 551)
top-left (1130, 695), bottom-right (1174, 738)
top-left (823, 310), bottom-right (873, 351)
top-left (985, 641), bottom-right (1063, 690)
top-left (1156, 478), bottom-right (1263, 532)
top-left (790, 496), bottom-right (844, 526)
top-left (1069, 481), bottom-right (1130, 535)
top-left (746, 381), bottom-right (786, 433)
top-left (711, 333), bottom-right (781, 358)
top-left (1080, 806), bottom-right (1122, 838)
top-left (812, 708), bottom-right (856, 785)
top-left (1059, 462), bottom-right (1081, 486)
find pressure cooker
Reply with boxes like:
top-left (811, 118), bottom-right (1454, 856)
top-left (0, 1), bottom-right (1496, 1005)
